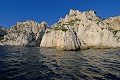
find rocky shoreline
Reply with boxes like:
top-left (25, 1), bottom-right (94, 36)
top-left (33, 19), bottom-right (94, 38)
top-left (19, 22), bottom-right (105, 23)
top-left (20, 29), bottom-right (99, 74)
top-left (0, 9), bottom-right (120, 50)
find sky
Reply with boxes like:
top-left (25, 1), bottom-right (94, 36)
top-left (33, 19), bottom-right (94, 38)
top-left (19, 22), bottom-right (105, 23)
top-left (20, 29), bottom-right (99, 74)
top-left (0, 0), bottom-right (120, 28)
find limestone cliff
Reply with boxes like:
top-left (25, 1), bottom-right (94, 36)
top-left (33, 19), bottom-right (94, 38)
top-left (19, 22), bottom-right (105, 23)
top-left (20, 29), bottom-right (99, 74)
top-left (104, 16), bottom-right (120, 30)
top-left (41, 9), bottom-right (120, 50)
top-left (0, 20), bottom-right (50, 46)
top-left (40, 26), bottom-right (80, 50)
top-left (1, 10), bottom-right (120, 50)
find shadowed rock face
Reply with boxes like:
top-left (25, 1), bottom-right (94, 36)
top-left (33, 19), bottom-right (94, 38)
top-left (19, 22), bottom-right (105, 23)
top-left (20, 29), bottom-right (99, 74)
top-left (0, 26), bottom-right (7, 42)
top-left (1, 10), bottom-right (120, 50)
top-left (0, 26), bottom-right (6, 36)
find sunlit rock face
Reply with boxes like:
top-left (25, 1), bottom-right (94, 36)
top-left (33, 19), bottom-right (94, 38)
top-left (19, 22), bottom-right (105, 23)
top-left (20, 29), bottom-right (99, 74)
top-left (104, 16), bottom-right (120, 30)
top-left (0, 20), bottom-right (50, 46)
top-left (40, 26), bottom-right (80, 50)
top-left (1, 9), bottom-right (120, 50)
top-left (41, 9), bottom-right (120, 50)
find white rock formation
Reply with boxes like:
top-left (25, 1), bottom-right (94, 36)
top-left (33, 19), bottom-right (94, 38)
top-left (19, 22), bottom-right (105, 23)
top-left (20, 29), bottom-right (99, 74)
top-left (40, 26), bottom-right (80, 50)
top-left (56, 26), bottom-right (80, 50)
top-left (1, 10), bottom-right (120, 50)
top-left (104, 16), bottom-right (120, 30)
top-left (41, 9), bottom-right (120, 50)
top-left (0, 20), bottom-right (50, 46)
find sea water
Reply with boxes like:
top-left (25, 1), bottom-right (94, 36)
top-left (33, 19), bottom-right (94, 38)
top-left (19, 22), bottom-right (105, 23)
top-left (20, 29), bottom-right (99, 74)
top-left (0, 46), bottom-right (120, 80)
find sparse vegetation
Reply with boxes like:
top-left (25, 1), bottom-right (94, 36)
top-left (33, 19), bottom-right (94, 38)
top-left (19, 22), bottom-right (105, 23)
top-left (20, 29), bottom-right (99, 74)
top-left (68, 18), bottom-right (78, 26)
top-left (107, 27), bottom-right (120, 35)
top-left (69, 21), bottom-right (75, 26)
top-left (11, 30), bottom-right (22, 35)
top-left (16, 30), bottom-right (22, 34)
top-left (46, 26), bottom-right (52, 29)
top-left (54, 18), bottom-right (79, 31)
top-left (94, 17), bottom-right (102, 24)
top-left (113, 30), bottom-right (120, 35)
top-left (106, 23), bottom-right (110, 25)
top-left (54, 26), bottom-right (68, 32)
top-left (61, 26), bottom-right (68, 31)
top-left (54, 27), bottom-right (60, 30)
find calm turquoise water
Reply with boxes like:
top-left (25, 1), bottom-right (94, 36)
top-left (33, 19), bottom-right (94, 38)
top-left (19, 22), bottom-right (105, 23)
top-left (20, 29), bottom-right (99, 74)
top-left (0, 46), bottom-right (120, 80)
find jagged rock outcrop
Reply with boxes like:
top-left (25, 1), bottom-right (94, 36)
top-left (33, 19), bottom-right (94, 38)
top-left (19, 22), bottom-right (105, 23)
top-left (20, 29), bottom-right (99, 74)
top-left (104, 16), bottom-right (120, 30)
top-left (0, 20), bottom-right (50, 46)
top-left (41, 9), bottom-right (120, 50)
top-left (1, 9), bottom-right (120, 50)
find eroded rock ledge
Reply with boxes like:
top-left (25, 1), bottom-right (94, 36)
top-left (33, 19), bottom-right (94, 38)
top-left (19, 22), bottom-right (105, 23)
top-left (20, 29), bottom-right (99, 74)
top-left (1, 10), bottom-right (120, 50)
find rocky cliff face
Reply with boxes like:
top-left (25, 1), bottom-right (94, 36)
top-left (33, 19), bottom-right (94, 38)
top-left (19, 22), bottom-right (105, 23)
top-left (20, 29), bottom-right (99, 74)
top-left (0, 20), bottom-right (50, 46)
top-left (104, 16), bottom-right (120, 30)
top-left (1, 10), bottom-right (120, 50)
top-left (41, 9), bottom-right (120, 50)
top-left (40, 26), bottom-right (80, 50)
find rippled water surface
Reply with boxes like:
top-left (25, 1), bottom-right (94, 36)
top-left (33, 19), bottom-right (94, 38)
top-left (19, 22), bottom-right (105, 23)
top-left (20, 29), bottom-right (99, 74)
top-left (0, 46), bottom-right (120, 80)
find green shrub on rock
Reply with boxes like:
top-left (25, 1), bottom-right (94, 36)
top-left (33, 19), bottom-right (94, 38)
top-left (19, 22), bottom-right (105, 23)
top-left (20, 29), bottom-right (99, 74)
top-left (54, 27), bottom-right (60, 30)
top-left (61, 26), bottom-right (68, 32)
